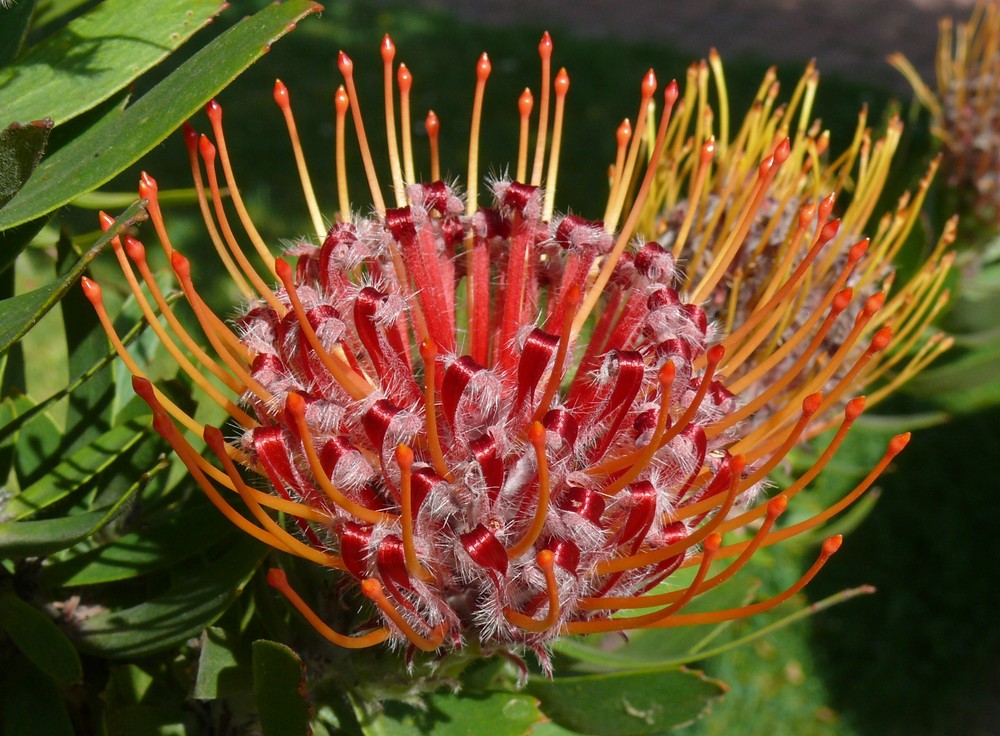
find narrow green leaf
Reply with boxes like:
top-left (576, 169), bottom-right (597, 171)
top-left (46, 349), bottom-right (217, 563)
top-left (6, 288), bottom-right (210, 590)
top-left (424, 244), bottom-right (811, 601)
top-left (253, 639), bottom-right (311, 736)
top-left (0, 0), bottom-right (323, 231)
top-left (0, 0), bottom-right (36, 65)
top-left (0, 199), bottom-right (146, 355)
top-left (74, 536), bottom-right (266, 658)
top-left (0, 119), bottom-right (52, 207)
top-left (527, 667), bottom-right (726, 736)
top-left (12, 398), bottom-right (62, 488)
top-left (0, 585), bottom-right (83, 684)
top-left (40, 502), bottom-right (221, 587)
top-left (194, 626), bottom-right (250, 700)
top-left (1, 0), bottom-right (226, 127)
top-left (0, 395), bottom-right (33, 488)
top-left (354, 691), bottom-right (542, 736)
top-left (5, 423), bottom-right (145, 520)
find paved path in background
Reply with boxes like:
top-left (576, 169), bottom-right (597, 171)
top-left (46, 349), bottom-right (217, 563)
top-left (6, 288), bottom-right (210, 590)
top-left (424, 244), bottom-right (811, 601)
top-left (378, 0), bottom-right (977, 92)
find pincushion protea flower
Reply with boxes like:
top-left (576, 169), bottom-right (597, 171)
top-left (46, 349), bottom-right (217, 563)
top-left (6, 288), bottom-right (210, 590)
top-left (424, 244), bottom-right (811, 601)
top-left (891, 0), bottom-right (1000, 226)
top-left (84, 34), bottom-right (920, 663)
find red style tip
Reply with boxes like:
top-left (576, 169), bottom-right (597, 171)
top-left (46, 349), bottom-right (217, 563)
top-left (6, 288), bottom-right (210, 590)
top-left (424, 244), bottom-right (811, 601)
top-left (170, 250), bottom-right (190, 279)
top-left (888, 433), bottom-right (910, 456)
top-left (273, 79), bottom-right (290, 108)
top-left (202, 424), bottom-right (225, 450)
top-left (395, 443), bottom-right (414, 469)
top-left (703, 532), bottom-right (723, 553)
top-left (536, 548), bottom-right (555, 568)
top-left (528, 421), bottom-right (546, 445)
top-left (425, 110), bottom-right (439, 136)
top-left (706, 344), bottom-right (725, 365)
top-left (822, 535), bottom-right (844, 556)
top-left (80, 276), bottom-right (101, 303)
top-left (266, 567), bottom-right (289, 589)
top-left (419, 336), bottom-right (438, 362)
top-left (131, 375), bottom-right (156, 403)
top-left (477, 53), bottom-right (492, 80)
top-left (658, 360), bottom-right (676, 386)
top-left (198, 134), bottom-right (216, 160)
top-left (774, 137), bottom-right (791, 164)
top-left (819, 218), bottom-right (841, 243)
top-left (802, 392), bottom-right (823, 415)
top-left (381, 34), bottom-right (395, 62)
top-left (138, 172), bottom-right (158, 199)
top-left (871, 326), bottom-right (892, 351)
top-left (274, 257), bottom-right (293, 283)
top-left (98, 211), bottom-right (114, 232)
top-left (335, 85), bottom-right (349, 114)
top-left (617, 119), bottom-right (632, 145)
top-left (124, 235), bottom-right (145, 261)
top-left (863, 292), bottom-right (886, 316)
top-left (819, 192), bottom-right (836, 222)
top-left (183, 123), bottom-right (199, 152)
top-left (848, 238), bottom-right (870, 263)
top-left (758, 155), bottom-right (775, 178)
top-left (338, 51), bottom-right (353, 74)
top-left (664, 79), bottom-right (679, 105)
top-left (539, 31), bottom-right (553, 57)
top-left (519, 88), bottom-right (534, 116)
top-left (206, 99), bottom-right (222, 124)
top-left (845, 396), bottom-right (866, 421)
top-left (729, 454), bottom-right (748, 475)
top-left (641, 69), bottom-right (657, 99)
top-left (554, 67), bottom-right (570, 95)
top-left (397, 64), bottom-right (412, 93)
top-left (767, 494), bottom-right (789, 517)
top-left (701, 137), bottom-right (716, 161)
top-left (798, 202), bottom-right (817, 227)
top-left (832, 288), bottom-right (853, 313)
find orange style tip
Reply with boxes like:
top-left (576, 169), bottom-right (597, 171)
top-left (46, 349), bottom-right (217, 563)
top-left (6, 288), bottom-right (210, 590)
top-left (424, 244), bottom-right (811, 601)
top-left (123, 235), bottom-right (145, 261)
top-left (774, 137), bottom-right (791, 164)
top-left (419, 336), bottom-right (437, 361)
top-left (822, 535), bottom-right (843, 556)
top-left (381, 34), bottom-right (395, 62)
top-left (706, 344), bottom-right (725, 364)
top-left (198, 134), bottom-right (216, 160)
top-left (539, 31), bottom-right (553, 56)
top-left (819, 192), bottom-right (837, 220)
top-left (864, 291), bottom-right (886, 315)
top-left (273, 79), bottom-right (289, 107)
top-left (98, 210), bottom-right (114, 232)
top-left (758, 155), bottom-right (775, 177)
top-left (803, 392), bottom-right (823, 415)
top-left (477, 52), bottom-right (491, 80)
top-left (395, 442), bottom-right (414, 468)
top-left (360, 578), bottom-right (383, 599)
top-left (555, 68), bottom-right (570, 94)
top-left (658, 360), bottom-right (676, 385)
top-left (337, 50), bottom-right (353, 74)
top-left (819, 218), bottom-right (841, 243)
top-left (130, 374), bottom-right (154, 399)
top-left (265, 567), bottom-right (289, 589)
top-left (641, 69), bottom-right (657, 98)
top-left (528, 421), bottom-right (546, 445)
top-left (701, 137), bottom-right (716, 160)
top-left (285, 391), bottom-right (306, 419)
top-left (80, 276), bottom-right (101, 303)
top-left (664, 79), bottom-right (679, 105)
top-left (138, 172), bottom-right (158, 198)
top-left (170, 250), bottom-right (191, 278)
top-left (888, 433), bottom-right (911, 456)
top-left (729, 454), bottom-right (747, 474)
top-left (205, 99), bottom-right (222, 124)
top-left (334, 86), bottom-right (349, 115)
top-left (519, 88), bottom-right (534, 115)
top-left (274, 257), bottom-right (293, 283)
top-left (397, 64), bottom-right (412, 92)
top-left (845, 396), bottom-right (866, 420)
top-left (704, 532), bottom-right (723, 553)
top-left (425, 110), bottom-right (439, 135)
top-left (536, 548), bottom-right (555, 568)
top-left (798, 202), bottom-right (817, 226)
top-left (767, 494), bottom-right (789, 517)
top-left (848, 238), bottom-right (870, 263)
top-left (871, 327), bottom-right (892, 350)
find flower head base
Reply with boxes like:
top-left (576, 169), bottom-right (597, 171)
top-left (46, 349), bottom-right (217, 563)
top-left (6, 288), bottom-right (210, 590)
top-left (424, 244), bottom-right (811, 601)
top-left (86, 35), bottom-right (923, 662)
top-left (891, 0), bottom-right (1000, 226)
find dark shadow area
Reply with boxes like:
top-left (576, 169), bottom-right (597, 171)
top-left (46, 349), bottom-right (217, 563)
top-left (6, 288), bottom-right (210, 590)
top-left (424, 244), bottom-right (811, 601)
top-left (811, 405), bottom-right (1000, 736)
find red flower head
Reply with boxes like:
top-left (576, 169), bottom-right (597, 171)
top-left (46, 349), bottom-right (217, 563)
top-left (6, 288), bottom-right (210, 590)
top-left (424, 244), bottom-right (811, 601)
top-left (85, 34), bottom-right (926, 664)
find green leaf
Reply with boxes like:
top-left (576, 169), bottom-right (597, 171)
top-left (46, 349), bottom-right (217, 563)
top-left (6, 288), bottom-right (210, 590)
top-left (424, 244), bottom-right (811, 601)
top-left (0, 395), bottom-right (33, 488)
top-left (526, 667), bottom-right (726, 736)
top-left (0, 0), bottom-right (226, 127)
top-left (194, 625), bottom-right (250, 700)
top-left (0, 199), bottom-right (146, 355)
top-left (5, 422), bottom-right (145, 520)
top-left (74, 535), bottom-right (266, 658)
top-left (0, 0), bottom-right (323, 231)
top-left (253, 639), bottom-right (311, 736)
top-left (0, 652), bottom-right (74, 736)
top-left (0, 119), bottom-right (52, 208)
top-left (40, 502), bottom-right (221, 587)
top-left (0, 585), bottom-right (83, 684)
top-left (0, 0), bottom-right (36, 65)
top-left (354, 691), bottom-right (542, 736)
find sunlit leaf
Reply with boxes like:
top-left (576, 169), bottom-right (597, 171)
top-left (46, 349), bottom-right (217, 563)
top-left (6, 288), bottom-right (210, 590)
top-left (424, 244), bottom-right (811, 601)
top-left (354, 690), bottom-right (543, 736)
top-left (194, 626), bottom-right (250, 700)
